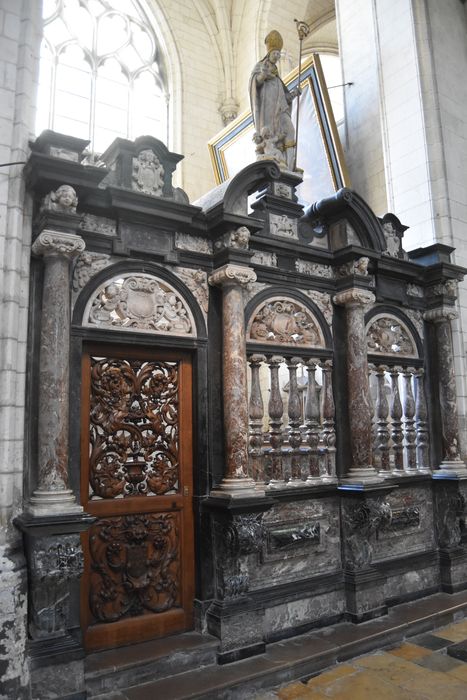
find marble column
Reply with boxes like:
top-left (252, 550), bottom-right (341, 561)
top-left (28, 231), bottom-right (85, 515)
top-left (334, 288), bottom-right (379, 482)
top-left (209, 264), bottom-right (259, 497)
top-left (424, 307), bottom-right (467, 476)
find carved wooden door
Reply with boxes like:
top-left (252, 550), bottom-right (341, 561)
top-left (80, 345), bottom-right (194, 651)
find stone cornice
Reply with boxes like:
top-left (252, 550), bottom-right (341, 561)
top-left (32, 230), bottom-right (86, 259)
top-left (333, 288), bottom-right (375, 308)
top-left (423, 306), bottom-right (458, 323)
top-left (208, 263), bottom-right (257, 288)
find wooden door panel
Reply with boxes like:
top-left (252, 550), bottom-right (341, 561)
top-left (80, 345), bottom-right (194, 651)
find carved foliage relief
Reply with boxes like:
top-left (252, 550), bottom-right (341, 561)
top-left (366, 314), bottom-right (418, 358)
top-left (84, 273), bottom-right (196, 336)
top-left (89, 512), bottom-right (179, 623)
top-left (89, 358), bottom-right (180, 499)
top-left (247, 296), bottom-right (325, 348)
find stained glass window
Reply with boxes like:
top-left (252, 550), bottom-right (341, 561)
top-left (36, 0), bottom-right (168, 153)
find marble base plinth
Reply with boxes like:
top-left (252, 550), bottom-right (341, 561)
top-left (27, 489), bottom-right (83, 516)
top-left (210, 478), bottom-right (261, 499)
top-left (433, 460), bottom-right (467, 479)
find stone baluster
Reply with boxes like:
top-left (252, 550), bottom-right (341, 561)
top-left (389, 366), bottom-right (405, 475)
top-left (333, 288), bottom-right (378, 482)
top-left (424, 307), bottom-right (467, 475)
top-left (305, 359), bottom-right (321, 482)
top-left (267, 355), bottom-right (285, 488)
top-left (375, 365), bottom-right (391, 476)
top-left (287, 357), bottom-right (303, 486)
top-left (368, 364), bottom-right (378, 470)
top-left (248, 354), bottom-right (266, 487)
top-left (208, 264), bottom-right (258, 497)
top-left (28, 231), bottom-right (86, 515)
top-left (402, 368), bottom-right (417, 472)
top-left (321, 359), bottom-right (337, 482)
top-left (414, 368), bottom-right (430, 473)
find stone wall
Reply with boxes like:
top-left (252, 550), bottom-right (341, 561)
top-left (0, 1), bottom-right (41, 696)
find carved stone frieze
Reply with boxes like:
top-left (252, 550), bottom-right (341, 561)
top-left (214, 226), bottom-right (250, 251)
top-left (434, 483), bottom-right (466, 549)
top-left (247, 297), bottom-right (325, 347)
top-left (366, 315), bottom-right (418, 357)
top-left (30, 535), bottom-right (84, 580)
top-left (173, 267), bottom-right (209, 314)
top-left (243, 281), bottom-right (270, 305)
top-left (251, 250), bottom-right (277, 267)
top-left (427, 279), bottom-right (459, 301)
top-left (132, 148), bottom-right (164, 196)
top-left (84, 273), bottom-right (196, 335)
top-left (72, 251), bottom-right (111, 291)
top-left (407, 284), bottom-right (423, 298)
top-left (268, 522), bottom-right (320, 550)
top-left (208, 264), bottom-right (257, 288)
top-left (28, 533), bottom-right (84, 639)
top-left (224, 515), bottom-right (264, 556)
top-left (295, 259), bottom-right (332, 277)
top-left (32, 230), bottom-right (86, 259)
top-left (404, 308), bottom-right (424, 339)
top-left (175, 232), bottom-right (213, 255)
top-left (342, 498), bottom-right (391, 570)
top-left (89, 513), bottom-right (179, 622)
top-left (80, 213), bottom-right (117, 236)
top-left (303, 289), bottom-right (333, 326)
top-left (269, 213), bottom-right (298, 239)
top-left (273, 182), bottom-right (293, 199)
top-left (40, 185), bottom-right (78, 214)
top-left (336, 257), bottom-right (369, 277)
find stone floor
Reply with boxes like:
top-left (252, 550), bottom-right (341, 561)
top-left (260, 619), bottom-right (467, 700)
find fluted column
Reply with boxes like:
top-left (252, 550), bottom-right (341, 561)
top-left (424, 307), bottom-right (467, 476)
top-left (209, 264), bottom-right (259, 497)
top-left (334, 288), bottom-right (379, 482)
top-left (29, 231), bottom-right (85, 514)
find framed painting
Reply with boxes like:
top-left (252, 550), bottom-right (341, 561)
top-left (208, 54), bottom-right (350, 207)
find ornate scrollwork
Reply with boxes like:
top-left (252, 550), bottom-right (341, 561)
top-left (247, 297), bottom-right (324, 347)
top-left (73, 251), bottom-right (111, 291)
top-left (84, 273), bottom-right (195, 335)
top-left (366, 315), bottom-right (418, 357)
top-left (132, 149), bottom-right (164, 196)
top-left (224, 515), bottom-right (264, 556)
top-left (30, 535), bottom-right (84, 580)
top-left (89, 513), bottom-right (179, 622)
top-left (295, 260), bottom-right (332, 277)
top-left (88, 357), bottom-right (180, 499)
top-left (343, 499), bottom-right (391, 570)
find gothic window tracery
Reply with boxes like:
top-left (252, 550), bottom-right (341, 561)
top-left (36, 0), bottom-right (169, 153)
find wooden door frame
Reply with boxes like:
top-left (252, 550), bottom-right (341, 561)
top-left (79, 342), bottom-right (195, 651)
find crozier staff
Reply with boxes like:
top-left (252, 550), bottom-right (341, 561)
top-left (249, 30), bottom-right (300, 171)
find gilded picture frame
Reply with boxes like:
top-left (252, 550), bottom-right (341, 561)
top-left (208, 54), bottom-right (350, 206)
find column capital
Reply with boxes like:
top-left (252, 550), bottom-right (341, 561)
top-left (423, 306), bottom-right (458, 323)
top-left (208, 263), bottom-right (256, 288)
top-left (32, 230), bottom-right (86, 259)
top-left (333, 287), bottom-right (375, 308)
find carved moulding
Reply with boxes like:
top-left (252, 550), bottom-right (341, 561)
top-left (295, 259), bottom-right (332, 278)
top-left (366, 314), bottom-right (419, 358)
top-left (89, 512), bottom-right (179, 622)
top-left (246, 296), bottom-right (326, 347)
top-left (175, 232), bottom-right (213, 255)
top-left (83, 272), bottom-right (196, 336)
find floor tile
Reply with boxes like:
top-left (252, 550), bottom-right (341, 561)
top-left (447, 663), bottom-right (467, 682)
top-left (414, 651), bottom-right (464, 673)
top-left (304, 664), bottom-right (357, 688)
top-left (433, 619), bottom-right (467, 642)
top-left (277, 682), bottom-right (316, 699)
top-left (398, 667), bottom-right (467, 700)
top-left (447, 639), bottom-right (467, 661)
top-left (313, 668), bottom-right (424, 700)
top-left (386, 642), bottom-right (432, 661)
top-left (351, 651), bottom-right (427, 685)
top-left (410, 632), bottom-right (452, 650)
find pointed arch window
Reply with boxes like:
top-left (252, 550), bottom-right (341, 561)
top-left (36, 0), bottom-right (169, 153)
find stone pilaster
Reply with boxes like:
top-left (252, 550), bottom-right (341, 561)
top-left (334, 288), bottom-right (379, 483)
top-left (28, 230), bottom-right (85, 515)
top-left (424, 306), bottom-right (467, 477)
top-left (209, 264), bottom-right (259, 498)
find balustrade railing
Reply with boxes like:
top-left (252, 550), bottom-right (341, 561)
top-left (247, 354), bottom-right (336, 488)
top-left (369, 364), bottom-right (431, 475)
